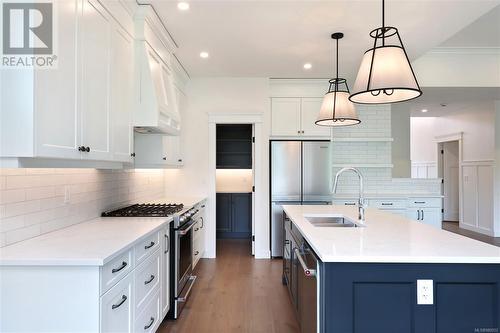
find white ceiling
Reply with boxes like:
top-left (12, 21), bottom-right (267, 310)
top-left (148, 0), bottom-right (500, 78)
top-left (403, 87), bottom-right (500, 117)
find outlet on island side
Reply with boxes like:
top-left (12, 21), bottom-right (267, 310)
top-left (417, 279), bottom-right (434, 305)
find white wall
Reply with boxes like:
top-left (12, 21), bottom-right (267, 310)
top-left (411, 102), bottom-right (496, 235)
top-left (216, 169), bottom-right (253, 193)
top-left (164, 78), bottom-right (270, 258)
top-left (0, 168), bottom-right (165, 247)
top-left (411, 103), bottom-right (495, 163)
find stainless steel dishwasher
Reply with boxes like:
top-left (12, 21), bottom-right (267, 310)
top-left (284, 214), bottom-right (319, 333)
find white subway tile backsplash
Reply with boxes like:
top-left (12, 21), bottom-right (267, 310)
top-left (0, 169), bottom-right (165, 247)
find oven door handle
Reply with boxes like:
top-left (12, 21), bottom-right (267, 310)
top-left (176, 220), bottom-right (196, 236)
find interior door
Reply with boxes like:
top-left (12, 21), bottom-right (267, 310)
top-left (271, 141), bottom-right (301, 201)
top-left (302, 141), bottom-right (332, 202)
top-left (251, 124), bottom-right (255, 255)
top-left (443, 141), bottom-right (459, 221)
top-left (80, 0), bottom-right (112, 160)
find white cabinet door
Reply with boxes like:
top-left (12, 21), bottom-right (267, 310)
top-left (100, 273), bottom-right (133, 333)
top-left (35, 0), bottom-right (81, 159)
top-left (134, 134), bottom-right (168, 167)
top-left (161, 227), bottom-right (170, 319)
top-left (271, 98), bottom-right (301, 136)
top-left (110, 28), bottom-right (134, 163)
top-left (406, 208), bottom-right (442, 228)
top-left (300, 98), bottom-right (331, 137)
top-left (80, 0), bottom-right (112, 161)
top-left (164, 136), bottom-right (182, 166)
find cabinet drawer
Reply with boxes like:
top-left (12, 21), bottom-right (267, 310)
top-left (100, 271), bottom-right (133, 333)
top-left (135, 230), bottom-right (160, 264)
top-left (134, 249), bottom-right (161, 313)
top-left (407, 198), bottom-right (441, 208)
top-left (332, 199), bottom-right (358, 206)
top-left (369, 199), bottom-right (406, 209)
top-left (101, 248), bottom-right (134, 295)
top-left (134, 288), bottom-right (161, 333)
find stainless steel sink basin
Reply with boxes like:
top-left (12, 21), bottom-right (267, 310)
top-left (304, 216), bottom-right (365, 228)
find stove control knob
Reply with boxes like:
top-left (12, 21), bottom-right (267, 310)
top-left (180, 216), bottom-right (186, 222)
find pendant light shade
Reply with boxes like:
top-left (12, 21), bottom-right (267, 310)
top-left (316, 33), bottom-right (360, 127)
top-left (349, 1), bottom-right (422, 104)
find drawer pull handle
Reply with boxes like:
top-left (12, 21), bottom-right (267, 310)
top-left (195, 251), bottom-right (199, 256)
top-left (111, 261), bottom-right (127, 274)
top-left (144, 274), bottom-right (155, 285)
top-left (344, 203), bottom-right (356, 206)
top-left (200, 217), bottom-right (204, 229)
top-left (414, 201), bottom-right (425, 204)
top-left (164, 234), bottom-right (169, 254)
top-left (111, 295), bottom-right (127, 309)
top-left (195, 227), bottom-right (199, 232)
top-left (144, 241), bottom-right (155, 250)
top-left (381, 203), bottom-right (393, 206)
top-left (144, 317), bottom-right (155, 330)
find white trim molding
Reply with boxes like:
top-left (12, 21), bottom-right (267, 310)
top-left (207, 113), bottom-right (269, 259)
top-left (435, 132), bottom-right (463, 143)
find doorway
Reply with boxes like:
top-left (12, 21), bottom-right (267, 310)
top-left (207, 113), bottom-right (264, 259)
top-left (438, 140), bottom-right (460, 223)
top-left (215, 124), bottom-right (254, 255)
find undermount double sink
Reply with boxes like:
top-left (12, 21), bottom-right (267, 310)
top-left (304, 215), bottom-right (366, 228)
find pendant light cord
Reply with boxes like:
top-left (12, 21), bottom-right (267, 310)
top-left (382, 0), bottom-right (385, 46)
top-left (335, 37), bottom-right (339, 79)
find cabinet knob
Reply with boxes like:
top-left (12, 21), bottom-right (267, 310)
top-left (85, 146), bottom-right (90, 152)
top-left (178, 159), bottom-right (182, 162)
top-left (163, 157), bottom-right (167, 160)
top-left (131, 153), bottom-right (136, 157)
top-left (297, 131), bottom-right (300, 134)
top-left (78, 146), bottom-right (85, 152)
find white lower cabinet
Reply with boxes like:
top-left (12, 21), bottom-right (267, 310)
top-left (161, 226), bottom-right (170, 319)
top-left (100, 272), bottom-right (133, 333)
top-left (134, 250), bottom-right (161, 313)
top-left (406, 207), bottom-right (442, 228)
top-left (134, 288), bottom-right (161, 333)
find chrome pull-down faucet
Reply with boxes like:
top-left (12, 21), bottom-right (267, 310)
top-left (332, 167), bottom-right (365, 223)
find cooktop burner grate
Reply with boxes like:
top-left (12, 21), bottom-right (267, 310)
top-left (101, 203), bottom-right (184, 217)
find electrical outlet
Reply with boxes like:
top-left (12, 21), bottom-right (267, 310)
top-left (64, 186), bottom-right (70, 204)
top-left (417, 279), bottom-right (433, 305)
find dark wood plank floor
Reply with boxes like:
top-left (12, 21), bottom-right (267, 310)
top-left (158, 239), bottom-right (300, 333)
top-left (442, 221), bottom-right (500, 247)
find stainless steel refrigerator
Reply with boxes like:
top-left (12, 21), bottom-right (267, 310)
top-left (271, 141), bottom-right (332, 257)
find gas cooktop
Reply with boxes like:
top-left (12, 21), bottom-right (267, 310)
top-left (101, 203), bottom-right (184, 217)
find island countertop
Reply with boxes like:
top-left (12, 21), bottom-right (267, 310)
top-left (283, 204), bottom-right (500, 264)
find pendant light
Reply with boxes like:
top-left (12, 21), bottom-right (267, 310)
top-left (316, 33), bottom-right (360, 127)
top-left (349, 0), bottom-right (422, 104)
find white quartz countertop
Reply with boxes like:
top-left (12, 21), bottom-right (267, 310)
top-left (283, 204), bottom-right (500, 264)
top-left (0, 196), bottom-right (206, 266)
top-left (332, 193), bottom-right (444, 199)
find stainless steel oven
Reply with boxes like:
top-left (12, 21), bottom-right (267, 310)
top-left (170, 207), bottom-right (199, 319)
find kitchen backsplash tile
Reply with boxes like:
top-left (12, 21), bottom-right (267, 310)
top-left (0, 169), bottom-right (165, 247)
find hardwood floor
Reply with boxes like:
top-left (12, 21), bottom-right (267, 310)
top-left (158, 239), bottom-right (300, 333)
top-left (442, 221), bottom-right (500, 247)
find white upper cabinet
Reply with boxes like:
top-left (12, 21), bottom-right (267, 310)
top-left (271, 98), bottom-right (301, 136)
top-left (80, 0), bottom-right (112, 161)
top-left (300, 98), bottom-right (331, 137)
top-left (133, 6), bottom-right (180, 135)
top-left (271, 97), bottom-right (331, 137)
top-left (111, 28), bottom-right (134, 163)
top-left (34, 0), bottom-right (80, 160)
top-left (0, 0), bottom-right (137, 167)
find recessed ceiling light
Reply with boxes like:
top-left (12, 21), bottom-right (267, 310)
top-left (200, 51), bottom-right (209, 59)
top-left (177, 2), bottom-right (189, 10)
top-left (421, 109), bottom-right (428, 113)
top-left (303, 63), bottom-right (312, 70)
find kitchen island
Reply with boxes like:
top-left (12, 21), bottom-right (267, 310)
top-left (282, 204), bottom-right (500, 333)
